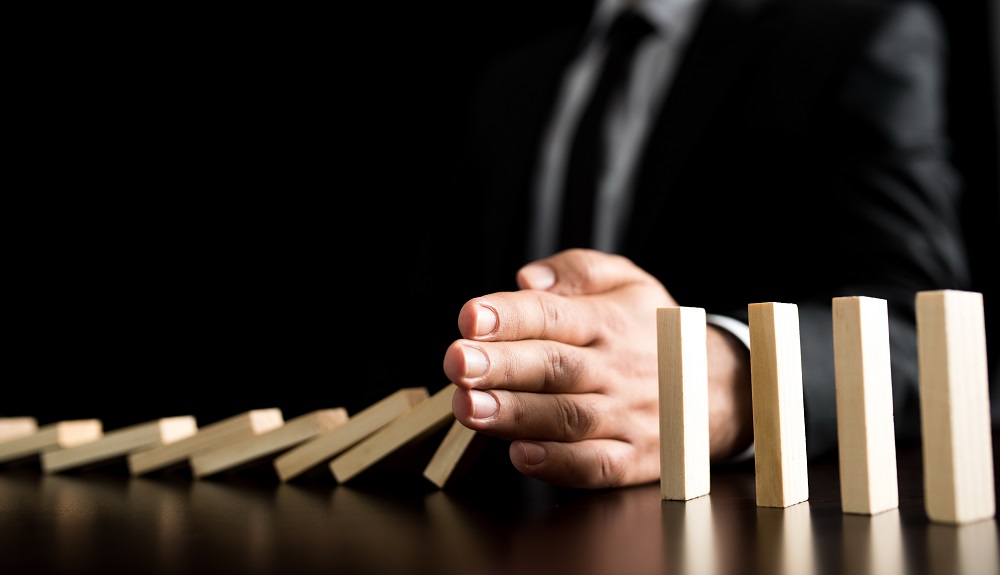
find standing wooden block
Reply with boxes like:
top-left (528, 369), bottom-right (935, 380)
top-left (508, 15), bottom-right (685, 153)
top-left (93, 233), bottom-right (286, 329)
top-left (0, 417), bottom-right (38, 442)
top-left (331, 384), bottom-right (457, 483)
top-left (128, 408), bottom-right (284, 476)
top-left (423, 420), bottom-right (480, 489)
top-left (41, 417), bottom-right (196, 474)
top-left (657, 306), bottom-right (711, 501)
top-left (190, 409), bottom-right (348, 478)
top-left (916, 289), bottom-right (995, 524)
top-left (748, 302), bottom-right (809, 508)
top-left (833, 296), bottom-right (899, 515)
top-left (0, 419), bottom-right (103, 464)
top-left (274, 387), bottom-right (428, 482)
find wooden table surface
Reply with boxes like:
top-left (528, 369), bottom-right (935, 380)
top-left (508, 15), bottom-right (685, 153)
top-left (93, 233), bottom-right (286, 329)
top-left (0, 427), bottom-right (997, 575)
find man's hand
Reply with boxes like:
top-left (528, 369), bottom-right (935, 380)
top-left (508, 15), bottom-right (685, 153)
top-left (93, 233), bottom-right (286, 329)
top-left (443, 249), bottom-right (753, 489)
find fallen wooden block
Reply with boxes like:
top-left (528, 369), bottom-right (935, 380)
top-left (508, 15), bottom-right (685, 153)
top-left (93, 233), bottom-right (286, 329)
top-left (0, 419), bottom-right (103, 464)
top-left (917, 289), bottom-right (995, 524)
top-left (748, 301), bottom-right (809, 508)
top-left (0, 417), bottom-right (39, 442)
top-left (833, 296), bottom-right (899, 515)
top-left (331, 384), bottom-right (456, 483)
top-left (41, 417), bottom-right (196, 474)
top-left (274, 387), bottom-right (428, 482)
top-left (190, 409), bottom-right (348, 479)
top-left (128, 408), bottom-right (284, 476)
top-left (657, 306), bottom-right (711, 501)
top-left (423, 420), bottom-right (481, 489)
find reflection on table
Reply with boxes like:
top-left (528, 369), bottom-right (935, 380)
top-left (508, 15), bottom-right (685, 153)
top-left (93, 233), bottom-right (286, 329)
top-left (0, 430), bottom-right (997, 575)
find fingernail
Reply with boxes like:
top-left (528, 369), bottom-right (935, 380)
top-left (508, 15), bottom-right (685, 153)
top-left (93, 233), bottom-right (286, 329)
top-left (520, 264), bottom-right (555, 290)
top-left (520, 442), bottom-right (547, 466)
top-left (476, 305), bottom-right (498, 336)
top-left (462, 346), bottom-right (488, 378)
top-left (469, 390), bottom-right (499, 419)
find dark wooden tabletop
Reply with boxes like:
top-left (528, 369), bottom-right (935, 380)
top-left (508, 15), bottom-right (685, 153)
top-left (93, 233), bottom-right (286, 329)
top-left (0, 427), bottom-right (997, 575)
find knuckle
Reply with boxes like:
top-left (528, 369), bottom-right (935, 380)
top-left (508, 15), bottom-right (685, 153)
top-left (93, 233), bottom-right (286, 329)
top-left (596, 450), bottom-right (627, 488)
top-left (556, 396), bottom-right (597, 440)
top-left (535, 293), bottom-right (561, 337)
top-left (544, 345), bottom-right (578, 389)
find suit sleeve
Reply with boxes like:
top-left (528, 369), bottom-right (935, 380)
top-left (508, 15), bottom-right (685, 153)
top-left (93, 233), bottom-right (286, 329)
top-left (791, 0), bottom-right (971, 459)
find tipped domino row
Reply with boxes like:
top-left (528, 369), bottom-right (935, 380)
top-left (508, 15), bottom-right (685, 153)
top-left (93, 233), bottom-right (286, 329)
top-left (0, 384), bottom-right (474, 488)
top-left (2, 289), bottom-right (993, 518)
top-left (657, 289), bottom-right (995, 526)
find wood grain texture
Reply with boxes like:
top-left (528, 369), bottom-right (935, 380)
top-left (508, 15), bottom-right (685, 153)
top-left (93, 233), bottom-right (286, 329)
top-left (190, 409), bottom-right (348, 478)
top-left (41, 417), bottom-right (196, 474)
top-left (749, 302), bottom-right (809, 508)
top-left (423, 420), bottom-right (479, 489)
top-left (833, 296), bottom-right (899, 515)
top-left (128, 408), bottom-right (284, 476)
top-left (657, 306), bottom-right (710, 501)
top-left (917, 289), bottom-right (995, 524)
top-left (331, 384), bottom-right (457, 483)
top-left (274, 388), bottom-right (428, 482)
top-left (0, 419), bottom-right (103, 464)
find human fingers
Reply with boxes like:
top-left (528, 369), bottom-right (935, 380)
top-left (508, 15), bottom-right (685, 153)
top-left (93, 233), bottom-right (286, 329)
top-left (443, 339), bottom-right (582, 393)
top-left (515, 249), bottom-right (668, 300)
top-left (455, 289), bottom-right (603, 347)
top-left (508, 438), bottom-right (660, 489)
top-left (452, 387), bottom-right (622, 442)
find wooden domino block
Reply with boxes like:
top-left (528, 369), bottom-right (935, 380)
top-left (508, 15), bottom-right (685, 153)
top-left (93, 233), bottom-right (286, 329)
top-left (128, 408), bottom-right (284, 476)
top-left (190, 409), bottom-right (348, 478)
top-left (0, 419), bottom-right (103, 464)
top-left (748, 302), bottom-right (809, 508)
top-left (331, 384), bottom-right (457, 483)
top-left (274, 387), bottom-right (428, 482)
top-left (657, 306), bottom-right (711, 501)
top-left (916, 289), bottom-right (995, 524)
top-left (0, 417), bottom-right (38, 442)
top-left (423, 420), bottom-right (479, 489)
top-left (833, 296), bottom-right (899, 515)
top-left (41, 417), bottom-right (196, 474)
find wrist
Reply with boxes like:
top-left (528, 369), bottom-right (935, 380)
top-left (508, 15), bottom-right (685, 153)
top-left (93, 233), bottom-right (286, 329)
top-left (706, 325), bottom-right (754, 459)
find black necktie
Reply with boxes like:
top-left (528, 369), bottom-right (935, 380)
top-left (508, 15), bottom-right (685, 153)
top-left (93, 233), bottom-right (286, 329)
top-left (558, 9), bottom-right (656, 251)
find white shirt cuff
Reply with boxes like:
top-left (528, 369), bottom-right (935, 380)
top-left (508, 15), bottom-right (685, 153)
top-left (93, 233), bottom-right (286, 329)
top-left (705, 313), bottom-right (755, 464)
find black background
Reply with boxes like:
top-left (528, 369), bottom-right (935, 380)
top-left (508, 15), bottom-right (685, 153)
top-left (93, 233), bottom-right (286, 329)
top-left (7, 1), bottom-right (997, 431)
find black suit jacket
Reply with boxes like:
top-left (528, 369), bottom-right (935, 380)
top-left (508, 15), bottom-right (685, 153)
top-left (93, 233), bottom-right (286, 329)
top-left (422, 0), bottom-right (973, 459)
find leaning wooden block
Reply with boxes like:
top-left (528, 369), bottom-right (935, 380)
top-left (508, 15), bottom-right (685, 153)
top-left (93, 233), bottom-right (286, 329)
top-left (190, 409), bottom-right (348, 479)
top-left (748, 302), bottom-right (809, 508)
top-left (657, 306), bottom-right (711, 501)
top-left (833, 296), bottom-right (899, 515)
top-left (423, 420), bottom-right (480, 489)
top-left (331, 384), bottom-right (457, 483)
top-left (41, 417), bottom-right (196, 474)
top-left (128, 408), bottom-right (284, 476)
top-left (0, 419), bottom-right (103, 464)
top-left (0, 417), bottom-right (38, 442)
top-left (917, 289), bottom-right (995, 524)
top-left (275, 387), bottom-right (428, 482)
